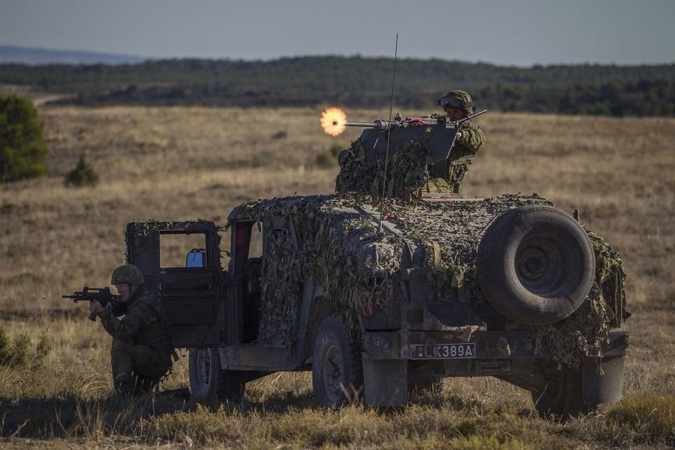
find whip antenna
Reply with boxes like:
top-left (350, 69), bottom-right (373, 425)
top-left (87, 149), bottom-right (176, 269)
top-left (379, 33), bottom-right (398, 231)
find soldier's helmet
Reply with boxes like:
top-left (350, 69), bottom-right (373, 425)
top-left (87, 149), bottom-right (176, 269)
top-left (437, 90), bottom-right (475, 114)
top-left (111, 264), bottom-right (144, 285)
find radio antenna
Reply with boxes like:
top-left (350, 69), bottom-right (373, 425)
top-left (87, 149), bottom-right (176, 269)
top-left (379, 33), bottom-right (398, 231)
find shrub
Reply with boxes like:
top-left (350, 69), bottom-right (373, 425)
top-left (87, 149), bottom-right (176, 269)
top-left (330, 143), bottom-right (344, 157)
top-left (0, 327), bottom-right (10, 363)
top-left (0, 94), bottom-right (49, 183)
top-left (34, 330), bottom-right (52, 366)
top-left (64, 155), bottom-right (99, 187)
top-left (315, 152), bottom-right (335, 168)
top-left (0, 325), bottom-right (52, 368)
top-left (9, 334), bottom-right (30, 367)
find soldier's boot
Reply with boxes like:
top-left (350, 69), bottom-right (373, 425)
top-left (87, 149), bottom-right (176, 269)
top-left (111, 339), bottom-right (135, 396)
top-left (133, 373), bottom-right (161, 394)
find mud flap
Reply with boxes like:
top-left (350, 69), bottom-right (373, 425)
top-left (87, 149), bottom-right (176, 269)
top-left (363, 355), bottom-right (408, 406)
top-left (582, 330), bottom-right (629, 404)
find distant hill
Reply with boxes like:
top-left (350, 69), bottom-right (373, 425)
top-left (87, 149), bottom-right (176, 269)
top-left (0, 45), bottom-right (147, 65)
top-left (1, 53), bottom-right (674, 116)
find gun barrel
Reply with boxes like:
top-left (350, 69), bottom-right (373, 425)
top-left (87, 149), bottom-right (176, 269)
top-left (345, 121), bottom-right (378, 127)
top-left (345, 119), bottom-right (395, 131)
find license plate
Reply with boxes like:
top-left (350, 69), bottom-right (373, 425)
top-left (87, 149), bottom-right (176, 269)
top-left (410, 343), bottom-right (476, 359)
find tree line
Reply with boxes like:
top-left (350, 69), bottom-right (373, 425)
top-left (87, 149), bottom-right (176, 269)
top-left (2, 56), bottom-right (674, 116)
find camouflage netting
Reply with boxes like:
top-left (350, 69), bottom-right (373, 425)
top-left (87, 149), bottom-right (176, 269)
top-left (228, 193), bottom-right (627, 368)
top-left (336, 136), bottom-right (431, 204)
top-left (331, 128), bottom-right (628, 367)
top-left (229, 195), bottom-right (401, 347)
top-left (535, 230), bottom-right (628, 369)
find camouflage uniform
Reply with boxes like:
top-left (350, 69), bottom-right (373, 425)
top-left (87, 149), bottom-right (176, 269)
top-left (428, 90), bottom-right (486, 194)
top-left (99, 287), bottom-right (173, 395)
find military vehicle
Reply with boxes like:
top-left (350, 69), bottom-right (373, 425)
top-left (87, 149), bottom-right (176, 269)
top-left (124, 110), bottom-right (629, 417)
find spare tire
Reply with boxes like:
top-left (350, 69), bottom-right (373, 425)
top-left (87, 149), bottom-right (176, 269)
top-left (477, 205), bottom-right (595, 326)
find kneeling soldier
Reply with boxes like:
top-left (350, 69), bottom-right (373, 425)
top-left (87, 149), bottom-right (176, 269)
top-left (90, 264), bottom-right (173, 395)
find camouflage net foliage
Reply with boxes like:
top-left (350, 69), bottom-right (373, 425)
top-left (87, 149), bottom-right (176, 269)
top-left (227, 126), bottom-right (627, 365)
top-left (535, 230), bottom-right (628, 369)
top-left (229, 192), bottom-right (627, 370)
top-left (383, 194), bottom-right (555, 297)
top-left (335, 136), bottom-right (430, 204)
top-left (229, 195), bottom-right (402, 347)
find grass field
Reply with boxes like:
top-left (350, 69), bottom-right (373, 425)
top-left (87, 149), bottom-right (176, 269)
top-left (0, 104), bottom-right (674, 449)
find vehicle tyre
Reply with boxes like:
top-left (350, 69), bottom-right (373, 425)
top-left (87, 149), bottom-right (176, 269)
top-left (189, 348), bottom-right (247, 406)
top-left (312, 316), bottom-right (363, 407)
top-left (531, 363), bottom-right (596, 419)
top-left (477, 205), bottom-right (595, 326)
top-left (189, 348), bottom-right (220, 406)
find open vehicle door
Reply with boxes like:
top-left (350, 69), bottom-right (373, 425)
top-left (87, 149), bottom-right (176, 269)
top-left (125, 221), bottom-right (227, 347)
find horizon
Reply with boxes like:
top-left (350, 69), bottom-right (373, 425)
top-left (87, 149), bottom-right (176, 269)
top-left (2, 44), bottom-right (674, 69)
top-left (1, 0), bottom-right (674, 67)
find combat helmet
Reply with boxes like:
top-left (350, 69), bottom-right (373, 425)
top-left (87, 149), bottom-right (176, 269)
top-left (111, 264), bottom-right (144, 285)
top-left (437, 90), bottom-right (475, 114)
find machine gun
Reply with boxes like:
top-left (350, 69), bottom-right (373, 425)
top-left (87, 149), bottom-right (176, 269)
top-left (341, 108), bottom-right (488, 132)
top-left (62, 286), bottom-right (121, 321)
top-left (323, 107), bottom-right (488, 169)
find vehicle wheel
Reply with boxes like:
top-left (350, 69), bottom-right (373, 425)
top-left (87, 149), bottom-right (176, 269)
top-left (477, 205), bottom-right (595, 326)
top-left (531, 364), bottom-right (596, 419)
top-left (188, 348), bottom-right (247, 406)
top-left (312, 316), bottom-right (363, 407)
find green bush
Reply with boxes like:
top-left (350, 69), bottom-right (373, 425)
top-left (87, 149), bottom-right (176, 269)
top-left (271, 130), bottom-right (288, 140)
top-left (0, 325), bottom-right (52, 368)
top-left (0, 327), bottom-right (10, 363)
top-left (315, 152), bottom-right (335, 168)
top-left (64, 155), bottom-right (99, 187)
top-left (9, 334), bottom-right (30, 367)
top-left (330, 143), bottom-right (344, 157)
top-left (0, 94), bottom-right (49, 183)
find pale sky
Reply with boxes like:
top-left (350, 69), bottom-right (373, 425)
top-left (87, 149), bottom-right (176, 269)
top-left (1, 0), bottom-right (673, 66)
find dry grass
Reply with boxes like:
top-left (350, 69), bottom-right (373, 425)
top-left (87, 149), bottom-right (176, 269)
top-left (0, 105), bottom-right (674, 448)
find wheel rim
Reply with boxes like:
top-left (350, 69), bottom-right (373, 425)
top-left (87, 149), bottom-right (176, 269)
top-left (516, 233), bottom-right (568, 296)
top-left (196, 349), bottom-right (212, 388)
top-left (321, 344), bottom-right (344, 403)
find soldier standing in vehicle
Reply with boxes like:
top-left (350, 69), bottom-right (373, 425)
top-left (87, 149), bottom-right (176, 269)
top-left (428, 90), bottom-right (486, 194)
top-left (90, 264), bottom-right (173, 395)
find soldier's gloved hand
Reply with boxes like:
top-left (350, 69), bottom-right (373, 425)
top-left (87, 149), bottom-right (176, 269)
top-left (90, 300), bottom-right (104, 316)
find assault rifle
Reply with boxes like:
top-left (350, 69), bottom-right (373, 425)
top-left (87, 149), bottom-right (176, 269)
top-left (62, 286), bottom-right (121, 321)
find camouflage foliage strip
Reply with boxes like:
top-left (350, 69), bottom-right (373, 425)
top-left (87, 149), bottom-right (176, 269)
top-left (336, 137), bottom-right (430, 205)
top-left (228, 193), bottom-right (626, 368)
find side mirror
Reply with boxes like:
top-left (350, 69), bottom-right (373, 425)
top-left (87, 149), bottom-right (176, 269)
top-left (186, 249), bottom-right (207, 268)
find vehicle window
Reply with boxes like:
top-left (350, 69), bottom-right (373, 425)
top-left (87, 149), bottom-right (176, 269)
top-left (160, 233), bottom-right (207, 268)
top-left (249, 221), bottom-right (263, 258)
